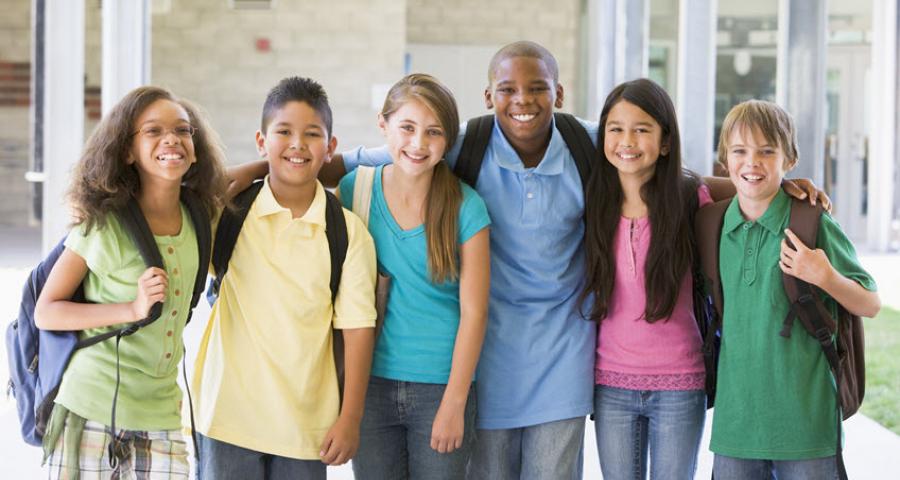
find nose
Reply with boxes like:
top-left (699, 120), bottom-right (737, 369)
top-left (513, 89), bottom-right (533, 105)
top-left (161, 130), bottom-right (181, 145)
top-left (410, 130), bottom-right (428, 149)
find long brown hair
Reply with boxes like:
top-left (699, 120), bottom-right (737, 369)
top-left (68, 86), bottom-right (228, 231)
top-left (582, 78), bottom-right (700, 323)
top-left (381, 74), bottom-right (462, 283)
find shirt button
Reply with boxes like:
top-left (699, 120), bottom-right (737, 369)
top-left (526, 193), bottom-right (534, 199)
top-left (165, 352), bottom-right (172, 359)
top-left (747, 249), bottom-right (753, 255)
top-left (174, 289), bottom-right (181, 296)
top-left (743, 224), bottom-right (751, 230)
top-left (167, 330), bottom-right (173, 337)
top-left (171, 310), bottom-right (178, 317)
top-left (167, 246), bottom-right (174, 254)
top-left (172, 268), bottom-right (178, 275)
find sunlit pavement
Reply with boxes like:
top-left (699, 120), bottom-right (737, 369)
top-left (1, 226), bottom-right (897, 478)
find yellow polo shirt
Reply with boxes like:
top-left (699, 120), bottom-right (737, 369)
top-left (192, 177), bottom-right (376, 459)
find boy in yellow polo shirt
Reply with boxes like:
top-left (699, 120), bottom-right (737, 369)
top-left (192, 77), bottom-right (377, 479)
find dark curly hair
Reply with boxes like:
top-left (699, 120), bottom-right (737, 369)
top-left (68, 86), bottom-right (228, 231)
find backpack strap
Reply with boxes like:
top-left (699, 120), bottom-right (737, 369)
top-left (352, 166), bottom-right (377, 227)
top-left (324, 190), bottom-right (348, 303)
top-left (454, 115), bottom-right (495, 188)
top-left (694, 199), bottom-right (730, 319)
top-left (179, 188), bottom-right (212, 321)
top-left (553, 112), bottom-right (596, 193)
top-left (117, 196), bottom-right (165, 328)
top-left (208, 181), bottom-right (265, 301)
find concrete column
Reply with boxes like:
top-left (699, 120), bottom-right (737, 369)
top-left (617, 0), bottom-right (649, 84)
top-left (43, 0), bottom-right (85, 252)
top-left (676, 0), bottom-right (717, 175)
top-left (776, 0), bottom-right (827, 184)
top-left (868, 0), bottom-right (899, 251)
top-left (102, 0), bottom-right (151, 113)
top-left (582, 0), bottom-right (648, 119)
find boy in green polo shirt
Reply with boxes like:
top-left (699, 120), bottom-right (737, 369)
top-left (709, 100), bottom-right (881, 479)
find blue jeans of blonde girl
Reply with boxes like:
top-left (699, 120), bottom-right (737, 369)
top-left (593, 385), bottom-right (706, 480)
top-left (713, 454), bottom-right (838, 480)
top-left (352, 376), bottom-right (476, 480)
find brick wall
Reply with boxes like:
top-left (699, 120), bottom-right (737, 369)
top-left (406, 0), bottom-right (583, 113)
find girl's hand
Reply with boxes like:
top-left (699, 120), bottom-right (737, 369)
top-left (130, 267), bottom-right (168, 321)
top-left (779, 228), bottom-right (834, 287)
top-left (782, 178), bottom-right (832, 212)
top-left (319, 416), bottom-right (360, 465)
top-left (430, 401), bottom-right (465, 454)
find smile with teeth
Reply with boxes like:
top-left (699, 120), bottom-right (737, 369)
top-left (157, 153), bottom-right (184, 162)
top-left (285, 156), bottom-right (310, 164)
top-left (511, 113), bottom-right (536, 122)
top-left (617, 152), bottom-right (641, 160)
top-left (741, 173), bottom-right (765, 182)
top-left (403, 151), bottom-right (428, 163)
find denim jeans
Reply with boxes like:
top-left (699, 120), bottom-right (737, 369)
top-left (593, 385), bottom-right (706, 480)
top-left (466, 416), bottom-right (585, 480)
top-left (713, 454), bottom-right (839, 480)
top-left (351, 376), bottom-right (476, 480)
top-left (196, 433), bottom-right (325, 480)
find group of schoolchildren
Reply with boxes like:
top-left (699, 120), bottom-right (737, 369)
top-left (32, 39), bottom-right (880, 480)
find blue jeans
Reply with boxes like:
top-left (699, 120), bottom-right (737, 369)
top-left (713, 454), bottom-right (838, 479)
top-left (196, 433), bottom-right (325, 480)
top-left (351, 376), bottom-right (476, 480)
top-left (593, 385), bottom-right (706, 480)
top-left (466, 417), bottom-right (585, 480)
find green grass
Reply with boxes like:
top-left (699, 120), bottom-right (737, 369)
top-left (860, 307), bottom-right (900, 434)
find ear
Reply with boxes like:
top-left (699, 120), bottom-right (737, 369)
top-left (554, 83), bottom-right (564, 109)
top-left (255, 130), bottom-right (267, 157)
top-left (660, 138), bottom-right (670, 156)
top-left (377, 113), bottom-right (388, 136)
top-left (325, 135), bottom-right (338, 162)
top-left (484, 87), bottom-right (494, 110)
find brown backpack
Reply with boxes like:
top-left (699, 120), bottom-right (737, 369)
top-left (694, 196), bottom-right (864, 480)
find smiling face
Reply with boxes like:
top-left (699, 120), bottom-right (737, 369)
top-left (603, 100), bottom-right (667, 184)
top-left (485, 56), bottom-right (563, 155)
top-left (380, 98), bottom-right (447, 179)
top-left (129, 99), bottom-right (196, 186)
top-left (724, 124), bottom-right (795, 208)
top-left (256, 100), bottom-right (336, 191)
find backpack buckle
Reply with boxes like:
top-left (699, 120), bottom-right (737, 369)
top-left (797, 293), bottom-right (816, 305)
top-left (815, 327), bottom-right (834, 347)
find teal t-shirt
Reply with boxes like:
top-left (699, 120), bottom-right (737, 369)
top-left (710, 189), bottom-right (877, 460)
top-left (339, 165), bottom-right (490, 384)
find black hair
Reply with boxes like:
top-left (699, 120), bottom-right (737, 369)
top-left (261, 76), bottom-right (333, 136)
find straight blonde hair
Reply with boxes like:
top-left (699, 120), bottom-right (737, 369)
top-left (381, 74), bottom-right (462, 283)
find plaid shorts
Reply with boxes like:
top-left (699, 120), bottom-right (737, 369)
top-left (44, 415), bottom-right (189, 480)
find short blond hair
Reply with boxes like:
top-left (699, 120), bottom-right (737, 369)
top-left (717, 100), bottom-right (799, 169)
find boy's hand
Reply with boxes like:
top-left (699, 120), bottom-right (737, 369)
top-left (430, 401), bottom-right (465, 454)
top-left (782, 178), bottom-right (832, 213)
top-left (780, 228), bottom-right (834, 287)
top-left (130, 267), bottom-right (167, 321)
top-left (319, 416), bottom-right (360, 465)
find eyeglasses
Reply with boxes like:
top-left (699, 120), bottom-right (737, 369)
top-left (132, 125), bottom-right (198, 139)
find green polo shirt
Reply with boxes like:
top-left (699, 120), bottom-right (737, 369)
top-left (56, 205), bottom-right (198, 431)
top-left (709, 189), bottom-right (876, 460)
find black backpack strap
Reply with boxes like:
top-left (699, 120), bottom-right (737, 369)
top-left (695, 199), bottom-right (730, 319)
top-left (553, 112), bottom-right (596, 193)
top-left (116, 196), bottom-right (165, 328)
top-left (179, 188), bottom-right (212, 321)
top-left (209, 181), bottom-right (265, 300)
top-left (324, 190), bottom-right (348, 303)
top-left (454, 115), bottom-right (495, 188)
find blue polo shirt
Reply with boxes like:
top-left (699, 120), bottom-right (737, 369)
top-left (343, 115), bottom-right (599, 429)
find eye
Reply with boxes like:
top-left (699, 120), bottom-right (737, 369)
top-left (607, 126), bottom-right (622, 133)
top-left (142, 126), bottom-right (163, 137)
top-left (305, 130), bottom-right (323, 138)
top-left (174, 126), bottom-right (195, 137)
top-left (635, 128), bottom-right (650, 134)
top-left (531, 86), bottom-right (549, 93)
top-left (276, 129), bottom-right (291, 136)
top-left (427, 129), bottom-right (444, 137)
top-left (761, 148), bottom-right (776, 156)
top-left (400, 124), bottom-right (415, 132)
top-left (731, 148), bottom-right (746, 155)
top-left (499, 87), bottom-right (515, 94)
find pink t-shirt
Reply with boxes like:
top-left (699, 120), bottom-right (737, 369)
top-left (595, 185), bottom-right (713, 390)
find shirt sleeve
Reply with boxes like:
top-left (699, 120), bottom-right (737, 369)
top-left (64, 217), bottom-right (122, 275)
top-left (816, 212), bottom-right (877, 292)
top-left (457, 184), bottom-right (491, 245)
top-left (337, 169), bottom-right (359, 211)
top-left (332, 211), bottom-right (378, 329)
top-left (341, 145), bottom-right (392, 173)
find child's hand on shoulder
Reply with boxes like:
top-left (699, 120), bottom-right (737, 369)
top-left (319, 415), bottom-right (360, 466)
top-left (779, 228), bottom-right (834, 287)
top-left (430, 400), bottom-right (465, 454)
top-left (130, 267), bottom-right (168, 321)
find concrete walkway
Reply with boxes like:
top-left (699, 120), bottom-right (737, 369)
top-left (1, 225), bottom-right (897, 478)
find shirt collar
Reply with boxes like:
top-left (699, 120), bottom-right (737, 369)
top-left (489, 116), bottom-right (566, 176)
top-left (722, 188), bottom-right (790, 235)
top-left (254, 176), bottom-right (327, 226)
